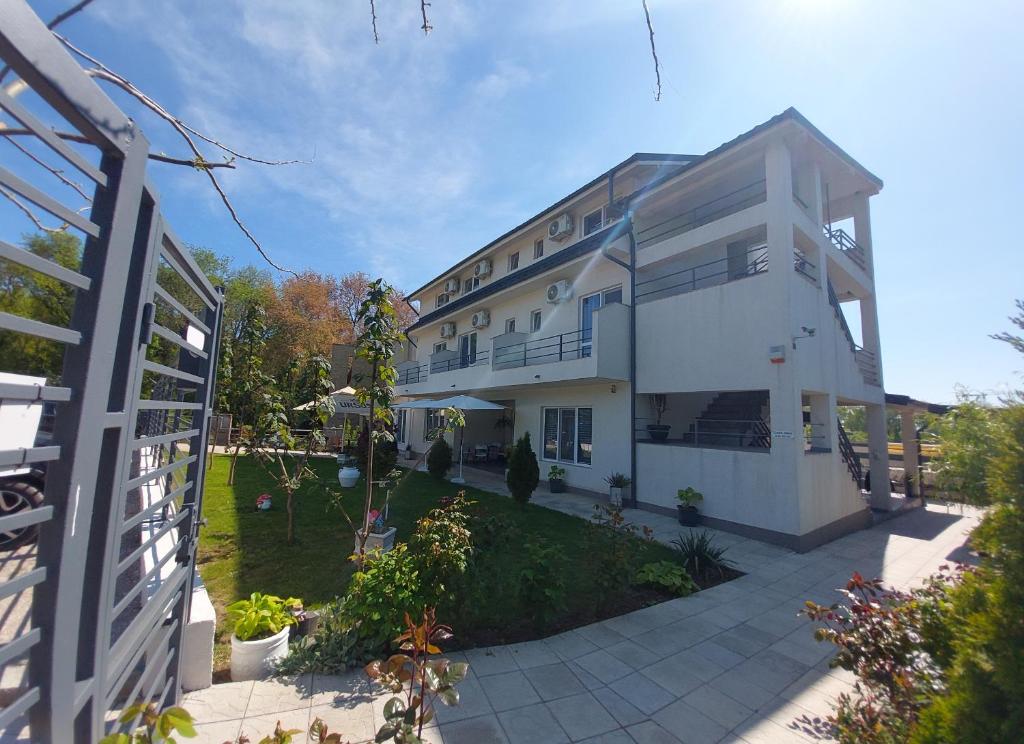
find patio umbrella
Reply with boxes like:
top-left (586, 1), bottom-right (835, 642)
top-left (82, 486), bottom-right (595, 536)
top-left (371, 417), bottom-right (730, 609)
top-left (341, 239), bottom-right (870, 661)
top-left (291, 386), bottom-right (359, 411)
top-left (428, 395), bottom-right (505, 484)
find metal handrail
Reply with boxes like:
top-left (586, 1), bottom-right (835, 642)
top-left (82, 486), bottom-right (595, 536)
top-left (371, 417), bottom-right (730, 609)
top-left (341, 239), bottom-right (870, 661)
top-left (693, 418), bottom-right (771, 448)
top-left (793, 250), bottom-right (817, 283)
top-left (493, 329), bottom-right (587, 368)
top-left (837, 418), bottom-right (863, 487)
top-left (636, 244), bottom-right (768, 300)
top-left (397, 364), bottom-right (429, 385)
top-left (430, 349), bottom-right (490, 374)
top-left (637, 179), bottom-right (767, 246)
top-left (827, 280), bottom-right (857, 350)
top-left (824, 226), bottom-right (867, 271)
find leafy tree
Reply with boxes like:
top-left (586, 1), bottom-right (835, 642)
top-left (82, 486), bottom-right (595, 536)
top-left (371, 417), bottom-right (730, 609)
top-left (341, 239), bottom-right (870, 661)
top-left (0, 232), bottom-right (81, 382)
top-left (426, 437), bottom-right (453, 480)
top-left (928, 389), bottom-right (999, 505)
top-left (265, 271), bottom-right (349, 374)
top-left (506, 432), bottom-right (540, 505)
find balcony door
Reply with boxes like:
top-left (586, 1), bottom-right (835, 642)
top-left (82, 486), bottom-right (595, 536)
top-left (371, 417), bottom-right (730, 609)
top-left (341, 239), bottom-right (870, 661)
top-left (579, 286), bottom-right (622, 358)
top-left (459, 331), bottom-right (478, 368)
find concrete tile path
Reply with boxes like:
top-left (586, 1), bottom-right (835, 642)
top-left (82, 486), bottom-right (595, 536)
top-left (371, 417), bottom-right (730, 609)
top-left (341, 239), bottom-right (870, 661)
top-left (184, 501), bottom-right (981, 743)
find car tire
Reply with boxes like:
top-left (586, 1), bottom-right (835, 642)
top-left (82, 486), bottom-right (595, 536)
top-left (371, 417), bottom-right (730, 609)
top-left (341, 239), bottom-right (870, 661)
top-left (0, 480), bottom-right (45, 551)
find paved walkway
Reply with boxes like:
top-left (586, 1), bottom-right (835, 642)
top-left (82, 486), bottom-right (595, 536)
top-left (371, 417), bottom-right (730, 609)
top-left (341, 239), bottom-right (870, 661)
top-left (184, 501), bottom-right (980, 743)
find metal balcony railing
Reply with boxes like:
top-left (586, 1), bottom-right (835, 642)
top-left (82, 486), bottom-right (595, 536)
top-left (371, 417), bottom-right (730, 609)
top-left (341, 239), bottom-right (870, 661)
top-left (824, 226), bottom-right (868, 272)
top-left (493, 329), bottom-right (588, 369)
top-left (397, 364), bottom-right (429, 386)
top-left (430, 349), bottom-right (490, 374)
top-left (636, 244), bottom-right (768, 302)
top-left (637, 178), bottom-right (767, 247)
top-left (793, 250), bottom-right (817, 284)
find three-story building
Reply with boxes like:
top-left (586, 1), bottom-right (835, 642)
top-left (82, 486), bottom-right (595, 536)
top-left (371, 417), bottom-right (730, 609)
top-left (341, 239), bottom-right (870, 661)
top-left (396, 108), bottom-right (891, 551)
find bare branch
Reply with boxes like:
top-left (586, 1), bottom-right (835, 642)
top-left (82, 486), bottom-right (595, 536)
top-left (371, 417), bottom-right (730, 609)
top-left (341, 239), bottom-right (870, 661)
top-left (641, 0), bottom-right (662, 102)
top-left (51, 34), bottom-right (295, 275)
top-left (369, 0), bottom-right (380, 44)
top-left (0, 185), bottom-right (69, 233)
top-left (1, 128), bottom-right (236, 168)
top-left (0, 0), bottom-right (97, 85)
top-left (3, 132), bottom-right (93, 202)
top-left (421, 1), bottom-right (433, 35)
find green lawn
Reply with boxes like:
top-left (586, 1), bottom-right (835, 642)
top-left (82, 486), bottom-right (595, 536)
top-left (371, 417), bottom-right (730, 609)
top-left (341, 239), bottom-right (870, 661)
top-left (199, 454), bottom-right (683, 671)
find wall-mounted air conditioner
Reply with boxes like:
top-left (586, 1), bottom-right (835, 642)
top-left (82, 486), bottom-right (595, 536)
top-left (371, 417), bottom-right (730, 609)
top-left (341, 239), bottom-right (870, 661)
top-left (444, 277), bottom-right (461, 294)
top-left (471, 310), bottom-right (490, 329)
top-left (440, 322), bottom-right (457, 338)
top-left (546, 280), bottom-right (573, 304)
top-left (548, 213), bottom-right (574, 241)
top-left (474, 258), bottom-right (492, 278)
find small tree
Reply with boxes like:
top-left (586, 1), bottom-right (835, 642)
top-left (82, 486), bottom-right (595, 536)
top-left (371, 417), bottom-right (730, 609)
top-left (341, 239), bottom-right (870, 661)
top-left (506, 432), bottom-right (540, 505)
top-left (427, 437), bottom-right (453, 480)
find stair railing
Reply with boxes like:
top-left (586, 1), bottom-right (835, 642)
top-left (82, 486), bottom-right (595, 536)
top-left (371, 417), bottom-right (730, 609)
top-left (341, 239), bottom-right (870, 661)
top-left (837, 419), bottom-right (863, 487)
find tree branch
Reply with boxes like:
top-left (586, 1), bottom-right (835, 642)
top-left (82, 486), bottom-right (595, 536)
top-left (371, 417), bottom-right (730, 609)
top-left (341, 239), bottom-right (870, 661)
top-left (1, 128), bottom-right (236, 168)
top-left (3, 132), bottom-right (92, 202)
top-left (369, 0), bottom-right (380, 44)
top-left (641, 0), bottom-right (662, 102)
top-left (0, 0), bottom-right (97, 86)
top-left (421, 1), bottom-right (433, 35)
top-left (0, 185), bottom-right (69, 233)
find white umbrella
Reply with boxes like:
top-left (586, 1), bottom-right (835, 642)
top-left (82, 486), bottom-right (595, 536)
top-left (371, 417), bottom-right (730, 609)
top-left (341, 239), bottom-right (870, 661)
top-left (292, 386), bottom-right (359, 411)
top-left (427, 395), bottom-right (505, 484)
top-left (392, 399), bottom-right (440, 409)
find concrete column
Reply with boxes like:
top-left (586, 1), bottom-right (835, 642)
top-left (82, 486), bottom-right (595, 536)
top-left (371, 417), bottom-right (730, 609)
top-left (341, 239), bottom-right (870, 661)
top-left (765, 141), bottom-right (795, 281)
top-left (851, 192), bottom-right (875, 278)
top-left (807, 392), bottom-right (835, 451)
top-left (866, 403), bottom-right (892, 507)
top-left (900, 410), bottom-right (921, 498)
top-left (794, 162), bottom-right (824, 227)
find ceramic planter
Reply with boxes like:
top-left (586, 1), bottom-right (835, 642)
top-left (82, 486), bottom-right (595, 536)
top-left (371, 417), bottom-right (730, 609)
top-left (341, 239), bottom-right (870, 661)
top-left (608, 486), bottom-right (624, 507)
top-left (337, 466), bottom-right (360, 488)
top-left (230, 625), bottom-right (290, 681)
top-left (354, 526), bottom-right (397, 555)
top-left (647, 424), bottom-right (671, 441)
top-left (549, 478), bottom-right (566, 494)
top-left (677, 505), bottom-right (700, 527)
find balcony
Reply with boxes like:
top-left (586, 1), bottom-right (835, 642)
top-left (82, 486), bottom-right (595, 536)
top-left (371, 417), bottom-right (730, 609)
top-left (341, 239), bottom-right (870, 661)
top-left (636, 178), bottom-right (767, 249)
top-left (396, 302), bottom-right (629, 396)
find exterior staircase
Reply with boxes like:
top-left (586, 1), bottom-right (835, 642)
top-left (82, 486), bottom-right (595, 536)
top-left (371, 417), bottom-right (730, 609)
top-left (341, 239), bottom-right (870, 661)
top-left (837, 418), bottom-right (863, 488)
top-left (688, 391), bottom-right (770, 448)
top-left (827, 279), bottom-right (880, 387)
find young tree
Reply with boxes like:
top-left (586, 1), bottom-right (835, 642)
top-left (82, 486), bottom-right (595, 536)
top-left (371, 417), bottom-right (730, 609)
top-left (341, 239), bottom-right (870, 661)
top-left (929, 388), bottom-right (999, 505)
top-left (506, 432), bottom-right (540, 505)
top-left (265, 271), bottom-right (349, 374)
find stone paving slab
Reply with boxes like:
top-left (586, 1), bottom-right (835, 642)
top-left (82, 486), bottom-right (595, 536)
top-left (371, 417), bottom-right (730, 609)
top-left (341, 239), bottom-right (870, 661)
top-left (183, 503), bottom-right (983, 743)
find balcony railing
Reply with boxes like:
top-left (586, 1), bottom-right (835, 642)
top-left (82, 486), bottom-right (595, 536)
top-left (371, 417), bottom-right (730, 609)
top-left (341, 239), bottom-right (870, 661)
top-left (636, 244), bottom-right (767, 302)
top-left (430, 349), bottom-right (490, 374)
top-left (493, 329), bottom-right (587, 369)
top-left (397, 364), bottom-right (429, 386)
top-left (793, 250), bottom-right (817, 284)
top-left (637, 178), bottom-right (767, 248)
top-left (824, 226), bottom-right (867, 272)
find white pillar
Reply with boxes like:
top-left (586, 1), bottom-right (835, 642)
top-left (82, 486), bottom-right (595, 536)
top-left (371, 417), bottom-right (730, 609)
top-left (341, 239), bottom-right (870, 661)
top-left (866, 403), bottom-right (892, 507)
top-left (900, 409), bottom-right (921, 498)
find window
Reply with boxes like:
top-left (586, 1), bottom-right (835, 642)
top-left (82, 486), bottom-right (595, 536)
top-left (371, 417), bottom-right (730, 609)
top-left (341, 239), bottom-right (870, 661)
top-left (582, 207), bottom-right (604, 236)
top-left (395, 409), bottom-right (407, 443)
top-left (465, 275), bottom-right (481, 293)
top-left (504, 318), bottom-right (516, 334)
top-left (458, 331), bottom-right (477, 367)
top-left (435, 293), bottom-right (449, 308)
top-left (424, 409), bottom-right (444, 439)
top-left (533, 239), bottom-right (544, 260)
top-left (508, 251), bottom-right (519, 272)
top-left (433, 342), bottom-right (447, 354)
top-left (579, 285), bottom-right (622, 357)
top-left (530, 309), bottom-right (542, 333)
top-left (542, 407), bottom-right (593, 465)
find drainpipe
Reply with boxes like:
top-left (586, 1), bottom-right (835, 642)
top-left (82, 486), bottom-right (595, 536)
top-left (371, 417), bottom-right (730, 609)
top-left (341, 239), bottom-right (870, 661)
top-left (626, 212), bottom-right (638, 508)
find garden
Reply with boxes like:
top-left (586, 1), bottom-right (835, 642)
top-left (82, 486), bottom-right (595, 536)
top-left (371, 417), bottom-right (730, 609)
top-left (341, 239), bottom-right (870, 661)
top-left (198, 453), bottom-right (738, 677)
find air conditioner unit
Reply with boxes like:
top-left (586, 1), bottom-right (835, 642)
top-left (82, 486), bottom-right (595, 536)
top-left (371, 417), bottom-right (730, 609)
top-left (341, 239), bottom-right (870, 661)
top-left (546, 280), bottom-right (573, 304)
top-left (474, 259), bottom-right (492, 278)
top-left (444, 277), bottom-right (461, 294)
top-left (471, 310), bottom-right (490, 329)
top-left (440, 322), bottom-right (457, 338)
top-left (548, 213), bottom-right (574, 241)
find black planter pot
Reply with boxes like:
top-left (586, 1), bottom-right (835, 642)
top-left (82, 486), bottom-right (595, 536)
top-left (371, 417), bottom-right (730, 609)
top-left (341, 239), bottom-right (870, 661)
top-left (549, 478), bottom-right (566, 494)
top-left (677, 505), bottom-right (700, 527)
top-left (289, 610), bottom-right (321, 640)
top-left (647, 424), bottom-right (671, 441)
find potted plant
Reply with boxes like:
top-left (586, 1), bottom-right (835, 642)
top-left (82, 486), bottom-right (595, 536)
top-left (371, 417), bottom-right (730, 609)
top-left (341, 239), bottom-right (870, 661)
top-left (354, 508), bottom-right (397, 554)
top-left (548, 464), bottom-right (567, 493)
top-left (647, 394), bottom-right (671, 441)
top-left (226, 592), bottom-right (301, 680)
top-left (337, 461), bottom-right (360, 488)
top-left (676, 487), bottom-right (703, 527)
top-left (604, 472), bottom-right (632, 507)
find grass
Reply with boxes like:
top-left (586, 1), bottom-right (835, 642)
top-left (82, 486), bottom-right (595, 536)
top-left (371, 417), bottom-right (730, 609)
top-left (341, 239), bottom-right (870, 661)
top-left (198, 454), bottom-right (708, 671)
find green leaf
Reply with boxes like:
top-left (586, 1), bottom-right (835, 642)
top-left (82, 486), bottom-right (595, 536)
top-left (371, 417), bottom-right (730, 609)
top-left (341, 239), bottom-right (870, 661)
top-left (375, 723), bottom-right (399, 742)
top-left (383, 696), bottom-right (407, 723)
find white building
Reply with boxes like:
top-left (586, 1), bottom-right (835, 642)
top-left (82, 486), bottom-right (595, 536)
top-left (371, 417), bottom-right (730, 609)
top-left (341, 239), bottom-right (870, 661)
top-left (395, 108), bottom-right (891, 551)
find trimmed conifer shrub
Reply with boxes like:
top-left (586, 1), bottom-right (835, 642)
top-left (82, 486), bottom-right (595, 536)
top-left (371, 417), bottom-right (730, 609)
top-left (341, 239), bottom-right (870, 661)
top-left (426, 437), bottom-right (453, 480)
top-left (506, 432), bottom-right (540, 505)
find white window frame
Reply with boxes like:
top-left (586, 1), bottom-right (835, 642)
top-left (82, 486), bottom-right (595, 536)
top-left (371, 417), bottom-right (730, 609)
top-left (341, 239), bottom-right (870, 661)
top-left (582, 206), bottom-right (605, 237)
top-left (435, 293), bottom-right (449, 308)
top-left (433, 341), bottom-right (447, 354)
top-left (508, 251), bottom-right (519, 272)
top-left (530, 309), bottom-right (542, 333)
top-left (533, 238), bottom-right (544, 260)
top-left (541, 406), bottom-right (593, 466)
top-left (465, 274), bottom-right (482, 293)
top-left (504, 317), bottom-right (516, 334)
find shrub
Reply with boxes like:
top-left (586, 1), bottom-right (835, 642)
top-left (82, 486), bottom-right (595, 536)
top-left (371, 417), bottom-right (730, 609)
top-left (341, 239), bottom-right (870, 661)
top-left (604, 472), bottom-right (632, 488)
top-left (276, 597), bottom-right (371, 674)
top-left (409, 494), bottom-right (474, 610)
top-left (634, 561), bottom-right (698, 597)
top-left (344, 544), bottom-right (426, 651)
top-left (225, 592), bottom-right (301, 641)
top-left (426, 437), bottom-right (453, 480)
top-left (506, 432), bottom-right (540, 504)
top-left (518, 537), bottom-right (568, 630)
top-left (585, 505), bottom-right (653, 612)
top-left (671, 530), bottom-right (733, 583)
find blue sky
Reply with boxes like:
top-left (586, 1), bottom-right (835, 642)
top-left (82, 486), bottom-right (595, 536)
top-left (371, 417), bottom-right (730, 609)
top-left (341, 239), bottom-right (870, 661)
top-left (24, 0), bottom-right (1024, 403)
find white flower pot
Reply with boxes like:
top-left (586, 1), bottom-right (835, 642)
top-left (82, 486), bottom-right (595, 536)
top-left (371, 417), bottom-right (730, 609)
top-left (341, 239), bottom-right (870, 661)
top-left (609, 487), bottom-right (623, 507)
top-left (338, 466), bottom-right (360, 488)
top-left (354, 526), bottom-right (396, 555)
top-left (230, 626), bottom-right (290, 681)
